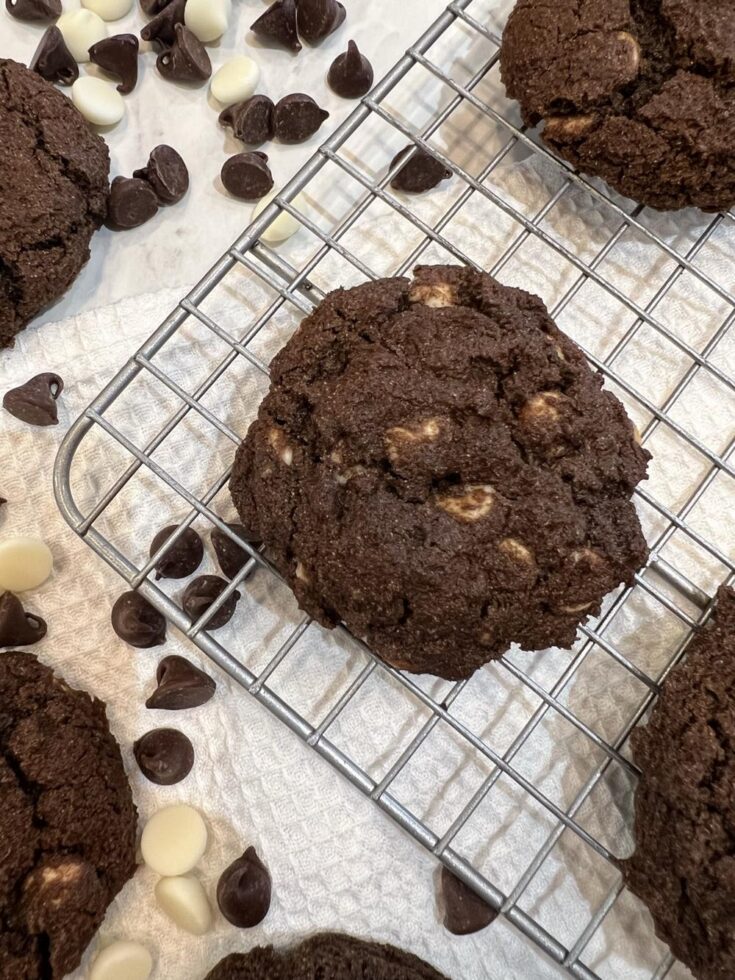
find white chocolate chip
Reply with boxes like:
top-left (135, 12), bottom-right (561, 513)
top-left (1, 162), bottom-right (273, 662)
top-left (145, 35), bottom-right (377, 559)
top-left (335, 464), bottom-right (367, 485)
top-left (408, 282), bottom-right (457, 308)
top-left (519, 391), bottom-right (564, 425)
top-left (544, 114), bottom-right (596, 141)
top-left (570, 547), bottom-right (604, 567)
top-left (632, 425), bottom-right (643, 446)
top-left (617, 30), bottom-right (641, 72)
top-left (0, 536), bottom-right (53, 592)
top-left (437, 485), bottom-right (495, 522)
top-left (140, 804), bottom-right (207, 877)
top-left (499, 538), bottom-right (534, 564)
top-left (559, 600), bottom-right (594, 614)
top-left (81, 0), bottom-right (132, 21)
top-left (89, 941), bottom-right (152, 980)
top-left (295, 561), bottom-right (310, 583)
top-left (154, 876), bottom-right (212, 935)
top-left (56, 9), bottom-right (107, 63)
top-left (267, 427), bottom-right (294, 465)
top-left (252, 191), bottom-right (304, 242)
top-left (184, 0), bottom-right (230, 43)
top-left (385, 419), bottom-right (441, 459)
top-left (210, 56), bottom-right (260, 107)
top-left (71, 76), bottom-right (125, 127)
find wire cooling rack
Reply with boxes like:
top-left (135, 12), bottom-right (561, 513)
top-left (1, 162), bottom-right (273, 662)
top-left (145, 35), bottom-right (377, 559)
top-left (55, 1), bottom-right (735, 977)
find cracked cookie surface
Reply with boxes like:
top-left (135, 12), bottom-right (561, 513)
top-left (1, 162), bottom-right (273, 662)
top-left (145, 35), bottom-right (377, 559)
top-left (0, 651), bottom-right (137, 979)
top-left (624, 585), bottom-right (735, 980)
top-left (230, 265), bottom-right (649, 680)
top-left (0, 59), bottom-right (109, 348)
top-left (499, 0), bottom-right (735, 212)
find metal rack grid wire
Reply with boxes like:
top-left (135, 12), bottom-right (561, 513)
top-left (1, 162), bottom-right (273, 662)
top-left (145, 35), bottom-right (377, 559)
top-left (54, 1), bottom-right (735, 977)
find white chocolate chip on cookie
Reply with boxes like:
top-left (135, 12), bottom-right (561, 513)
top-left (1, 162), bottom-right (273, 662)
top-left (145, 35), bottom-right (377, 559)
top-left (437, 485), bottom-right (495, 522)
top-left (499, 538), bottom-right (534, 564)
top-left (409, 282), bottom-right (457, 308)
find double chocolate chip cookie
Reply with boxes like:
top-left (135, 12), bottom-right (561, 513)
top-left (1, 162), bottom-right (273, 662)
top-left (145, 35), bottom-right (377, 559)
top-left (0, 651), bottom-right (137, 978)
top-left (623, 585), bottom-right (735, 980)
top-left (500, 0), bottom-right (735, 212)
top-left (0, 59), bottom-right (109, 348)
top-left (230, 265), bottom-right (649, 680)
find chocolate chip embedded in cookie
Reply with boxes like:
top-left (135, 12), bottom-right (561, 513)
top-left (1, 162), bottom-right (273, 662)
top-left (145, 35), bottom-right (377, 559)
top-left (0, 651), bottom-right (137, 978)
top-left (230, 265), bottom-right (650, 680)
top-left (499, 0), bottom-right (735, 212)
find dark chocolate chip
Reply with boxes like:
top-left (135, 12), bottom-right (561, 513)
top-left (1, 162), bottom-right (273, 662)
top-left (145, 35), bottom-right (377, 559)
top-left (327, 39), bottom-right (373, 99)
top-left (389, 145), bottom-right (452, 193)
top-left (3, 373), bottom-right (64, 426)
top-left (141, 0), bottom-right (186, 49)
top-left (140, 0), bottom-right (172, 14)
top-left (5, 0), bottom-right (60, 20)
top-left (134, 727), bottom-right (194, 785)
top-left (296, 0), bottom-right (345, 45)
top-left (221, 152), bottom-right (274, 201)
top-left (217, 847), bottom-right (272, 928)
top-left (89, 34), bottom-right (139, 95)
top-left (133, 145), bottom-right (189, 205)
top-left (182, 575), bottom-right (240, 629)
top-left (211, 523), bottom-right (259, 580)
top-left (273, 93), bottom-right (329, 143)
top-left (440, 867), bottom-right (498, 936)
top-left (30, 26), bottom-right (79, 86)
top-left (150, 524), bottom-right (204, 579)
top-left (251, 0), bottom-right (301, 52)
top-left (157, 24), bottom-right (211, 82)
top-left (111, 590), bottom-right (167, 648)
top-left (0, 592), bottom-right (47, 648)
top-left (106, 177), bottom-right (159, 231)
top-left (146, 654), bottom-right (216, 709)
top-left (219, 95), bottom-right (275, 146)
top-left (0, 497), bottom-right (6, 510)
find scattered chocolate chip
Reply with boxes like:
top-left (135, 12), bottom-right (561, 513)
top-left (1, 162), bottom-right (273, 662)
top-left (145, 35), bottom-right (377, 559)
top-left (219, 95), bottom-right (275, 146)
top-left (296, 0), bottom-right (345, 45)
top-left (251, 0), bottom-right (300, 53)
top-left (3, 373), bottom-right (64, 427)
top-left (88, 34), bottom-right (139, 95)
top-left (0, 497), bottom-right (6, 510)
top-left (273, 93), bottom-right (329, 143)
top-left (0, 592), bottom-right (47, 647)
top-left (141, 0), bottom-right (186, 49)
top-left (211, 523), bottom-right (259, 580)
top-left (150, 525), bottom-right (204, 579)
top-left (156, 24), bottom-right (212, 82)
top-left (389, 145), bottom-right (452, 193)
top-left (5, 0), bottom-right (59, 20)
top-left (327, 40), bottom-right (373, 99)
top-left (217, 847), bottom-right (272, 928)
top-left (106, 177), bottom-right (159, 231)
top-left (29, 26), bottom-right (79, 86)
top-left (134, 727), bottom-right (194, 785)
top-left (440, 867), bottom-right (498, 936)
top-left (146, 654), bottom-right (216, 710)
top-left (221, 152), bottom-right (274, 201)
top-left (133, 145), bottom-right (189, 205)
top-left (182, 574), bottom-right (241, 629)
top-left (140, 0), bottom-right (171, 14)
top-left (111, 590), bottom-right (167, 648)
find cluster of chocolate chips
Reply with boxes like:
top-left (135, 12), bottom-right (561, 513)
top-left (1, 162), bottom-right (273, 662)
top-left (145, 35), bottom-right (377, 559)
top-left (251, 0), bottom-right (343, 52)
top-left (107, 144), bottom-right (189, 230)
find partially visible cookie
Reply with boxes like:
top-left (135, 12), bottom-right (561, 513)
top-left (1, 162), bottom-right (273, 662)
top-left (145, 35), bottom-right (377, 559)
top-left (499, 0), bottom-right (735, 212)
top-left (0, 651), bottom-right (137, 978)
top-left (623, 585), bottom-right (735, 980)
top-left (204, 933), bottom-right (447, 979)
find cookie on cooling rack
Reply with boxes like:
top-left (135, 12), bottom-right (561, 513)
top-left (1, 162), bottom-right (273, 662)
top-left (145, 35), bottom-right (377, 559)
top-left (499, 0), bottom-right (735, 212)
top-left (623, 585), bottom-right (735, 980)
top-left (205, 933), bottom-right (447, 979)
top-left (229, 264), bottom-right (650, 680)
top-left (0, 651), bottom-right (137, 978)
top-left (0, 59), bottom-right (109, 348)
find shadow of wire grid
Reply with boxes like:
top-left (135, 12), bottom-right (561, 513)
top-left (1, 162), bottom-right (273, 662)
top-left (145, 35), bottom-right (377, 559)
top-left (54, 0), bottom-right (735, 977)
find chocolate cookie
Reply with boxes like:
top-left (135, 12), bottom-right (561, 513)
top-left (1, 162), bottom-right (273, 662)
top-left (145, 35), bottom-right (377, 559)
top-left (0, 651), bottom-right (137, 978)
top-left (623, 585), bottom-right (735, 980)
top-left (230, 266), bottom-right (649, 680)
top-left (0, 59), bottom-right (109, 348)
top-left (499, 0), bottom-right (735, 212)
top-left (204, 933), bottom-right (446, 979)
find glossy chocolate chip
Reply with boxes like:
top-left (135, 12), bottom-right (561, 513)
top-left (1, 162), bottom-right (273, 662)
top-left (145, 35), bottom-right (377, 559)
top-left (390, 145), bottom-right (452, 193)
top-left (327, 40), bottom-right (373, 99)
top-left (211, 523), bottom-right (258, 580)
top-left (182, 575), bottom-right (240, 629)
top-left (140, 0), bottom-right (172, 14)
top-left (106, 177), bottom-right (159, 231)
top-left (30, 26), bottom-right (79, 86)
top-left (0, 592), bottom-right (47, 647)
top-left (157, 24), bottom-right (212, 82)
top-left (141, 0), bottom-right (186, 49)
top-left (3, 373), bottom-right (63, 426)
top-left (221, 152), bottom-right (274, 201)
top-left (251, 0), bottom-right (300, 53)
top-left (111, 590), bottom-right (167, 648)
top-left (134, 727), bottom-right (194, 785)
top-left (146, 655), bottom-right (216, 709)
top-left (5, 0), bottom-right (60, 20)
top-left (134, 145), bottom-right (189, 205)
top-left (217, 847), bottom-right (272, 928)
top-left (273, 93), bottom-right (329, 143)
top-left (219, 95), bottom-right (275, 146)
top-left (440, 867), bottom-right (498, 936)
top-left (296, 0), bottom-right (345, 45)
top-left (150, 525), bottom-right (204, 580)
top-left (89, 34), bottom-right (139, 95)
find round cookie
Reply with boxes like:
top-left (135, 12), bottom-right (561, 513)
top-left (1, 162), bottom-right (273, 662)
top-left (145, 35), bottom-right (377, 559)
top-left (230, 265), bottom-right (649, 680)
top-left (0, 59), bottom-right (109, 348)
top-left (0, 651), bottom-right (137, 978)
top-left (204, 933), bottom-right (447, 979)
top-left (499, 0), bottom-right (735, 212)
